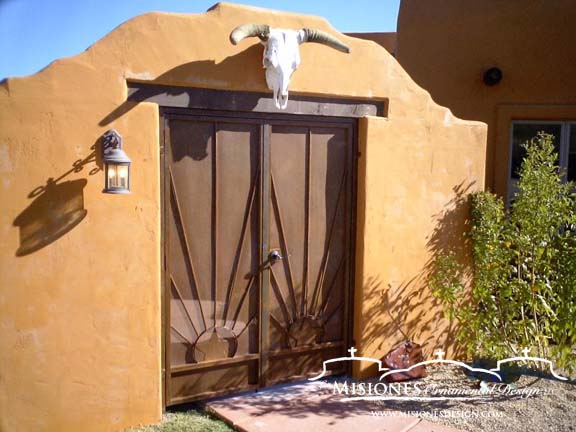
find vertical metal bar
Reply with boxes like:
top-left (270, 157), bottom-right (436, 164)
top-left (259, 122), bottom-right (271, 386)
top-left (303, 128), bottom-right (311, 316)
top-left (344, 121), bottom-right (357, 371)
top-left (160, 113), bottom-right (167, 409)
top-left (212, 123), bottom-right (218, 328)
top-left (161, 113), bottom-right (172, 407)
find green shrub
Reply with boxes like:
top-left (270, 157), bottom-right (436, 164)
top-left (431, 132), bottom-right (576, 373)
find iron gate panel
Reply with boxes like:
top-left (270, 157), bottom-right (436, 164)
top-left (162, 110), bottom-right (355, 405)
top-left (265, 123), bottom-right (353, 384)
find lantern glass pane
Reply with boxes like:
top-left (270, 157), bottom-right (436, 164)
top-left (107, 164), bottom-right (117, 182)
top-left (106, 163), bottom-right (129, 191)
top-left (118, 165), bottom-right (129, 189)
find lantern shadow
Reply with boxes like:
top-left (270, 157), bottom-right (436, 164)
top-left (13, 179), bottom-right (88, 256)
top-left (13, 138), bottom-right (105, 256)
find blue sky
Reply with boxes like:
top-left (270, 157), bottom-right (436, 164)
top-left (0, 0), bottom-right (400, 80)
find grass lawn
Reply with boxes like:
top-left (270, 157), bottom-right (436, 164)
top-left (127, 408), bottom-right (234, 432)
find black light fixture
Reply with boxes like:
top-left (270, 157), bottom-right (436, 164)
top-left (483, 67), bottom-right (503, 86)
top-left (102, 129), bottom-right (131, 194)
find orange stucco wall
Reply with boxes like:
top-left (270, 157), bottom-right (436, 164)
top-left (0, 3), bottom-right (486, 431)
top-left (396, 0), bottom-right (576, 197)
top-left (345, 32), bottom-right (397, 56)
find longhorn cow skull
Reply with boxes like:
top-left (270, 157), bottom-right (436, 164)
top-left (230, 24), bottom-right (350, 109)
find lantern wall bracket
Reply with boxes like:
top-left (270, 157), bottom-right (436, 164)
top-left (102, 129), bottom-right (123, 155)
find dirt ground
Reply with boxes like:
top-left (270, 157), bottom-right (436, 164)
top-left (372, 364), bottom-right (576, 432)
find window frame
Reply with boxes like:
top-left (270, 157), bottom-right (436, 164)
top-left (507, 120), bottom-right (574, 205)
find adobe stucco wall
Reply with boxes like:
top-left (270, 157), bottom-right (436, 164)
top-left (345, 32), bottom-right (397, 56)
top-left (0, 3), bottom-right (486, 431)
top-left (396, 0), bottom-right (576, 196)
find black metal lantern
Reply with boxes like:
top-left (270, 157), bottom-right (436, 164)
top-left (102, 129), bottom-right (131, 194)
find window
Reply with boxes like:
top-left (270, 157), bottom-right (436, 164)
top-left (508, 121), bottom-right (576, 204)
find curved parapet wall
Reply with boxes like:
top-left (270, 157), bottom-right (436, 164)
top-left (0, 3), bottom-right (486, 431)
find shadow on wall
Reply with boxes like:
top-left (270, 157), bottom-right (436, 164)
top-left (359, 181), bottom-right (475, 375)
top-left (12, 138), bottom-right (105, 256)
top-left (99, 44), bottom-right (264, 126)
top-left (358, 275), bottom-right (448, 377)
top-left (424, 181), bottom-right (476, 358)
top-left (427, 181), bottom-right (475, 263)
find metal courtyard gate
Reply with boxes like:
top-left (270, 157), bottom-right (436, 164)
top-left (158, 94), bottom-right (372, 405)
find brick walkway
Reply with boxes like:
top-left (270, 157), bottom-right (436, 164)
top-left (205, 381), bottom-right (462, 432)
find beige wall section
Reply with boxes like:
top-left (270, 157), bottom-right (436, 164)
top-left (353, 115), bottom-right (485, 378)
top-left (0, 2), bottom-right (486, 430)
top-left (396, 0), bottom-right (576, 196)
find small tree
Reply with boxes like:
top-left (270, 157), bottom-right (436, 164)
top-left (431, 132), bottom-right (576, 373)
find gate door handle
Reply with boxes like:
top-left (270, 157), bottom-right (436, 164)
top-left (268, 250), bottom-right (283, 263)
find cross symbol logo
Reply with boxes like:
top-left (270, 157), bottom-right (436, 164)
top-left (434, 349), bottom-right (445, 360)
top-left (521, 347), bottom-right (530, 357)
top-left (348, 347), bottom-right (357, 357)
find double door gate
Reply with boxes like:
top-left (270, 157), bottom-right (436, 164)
top-left (162, 108), bottom-right (356, 405)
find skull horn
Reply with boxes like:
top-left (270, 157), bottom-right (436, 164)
top-left (230, 23), bottom-right (271, 44)
top-left (300, 29), bottom-right (350, 53)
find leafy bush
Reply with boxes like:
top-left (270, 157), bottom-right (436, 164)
top-left (431, 132), bottom-right (576, 373)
